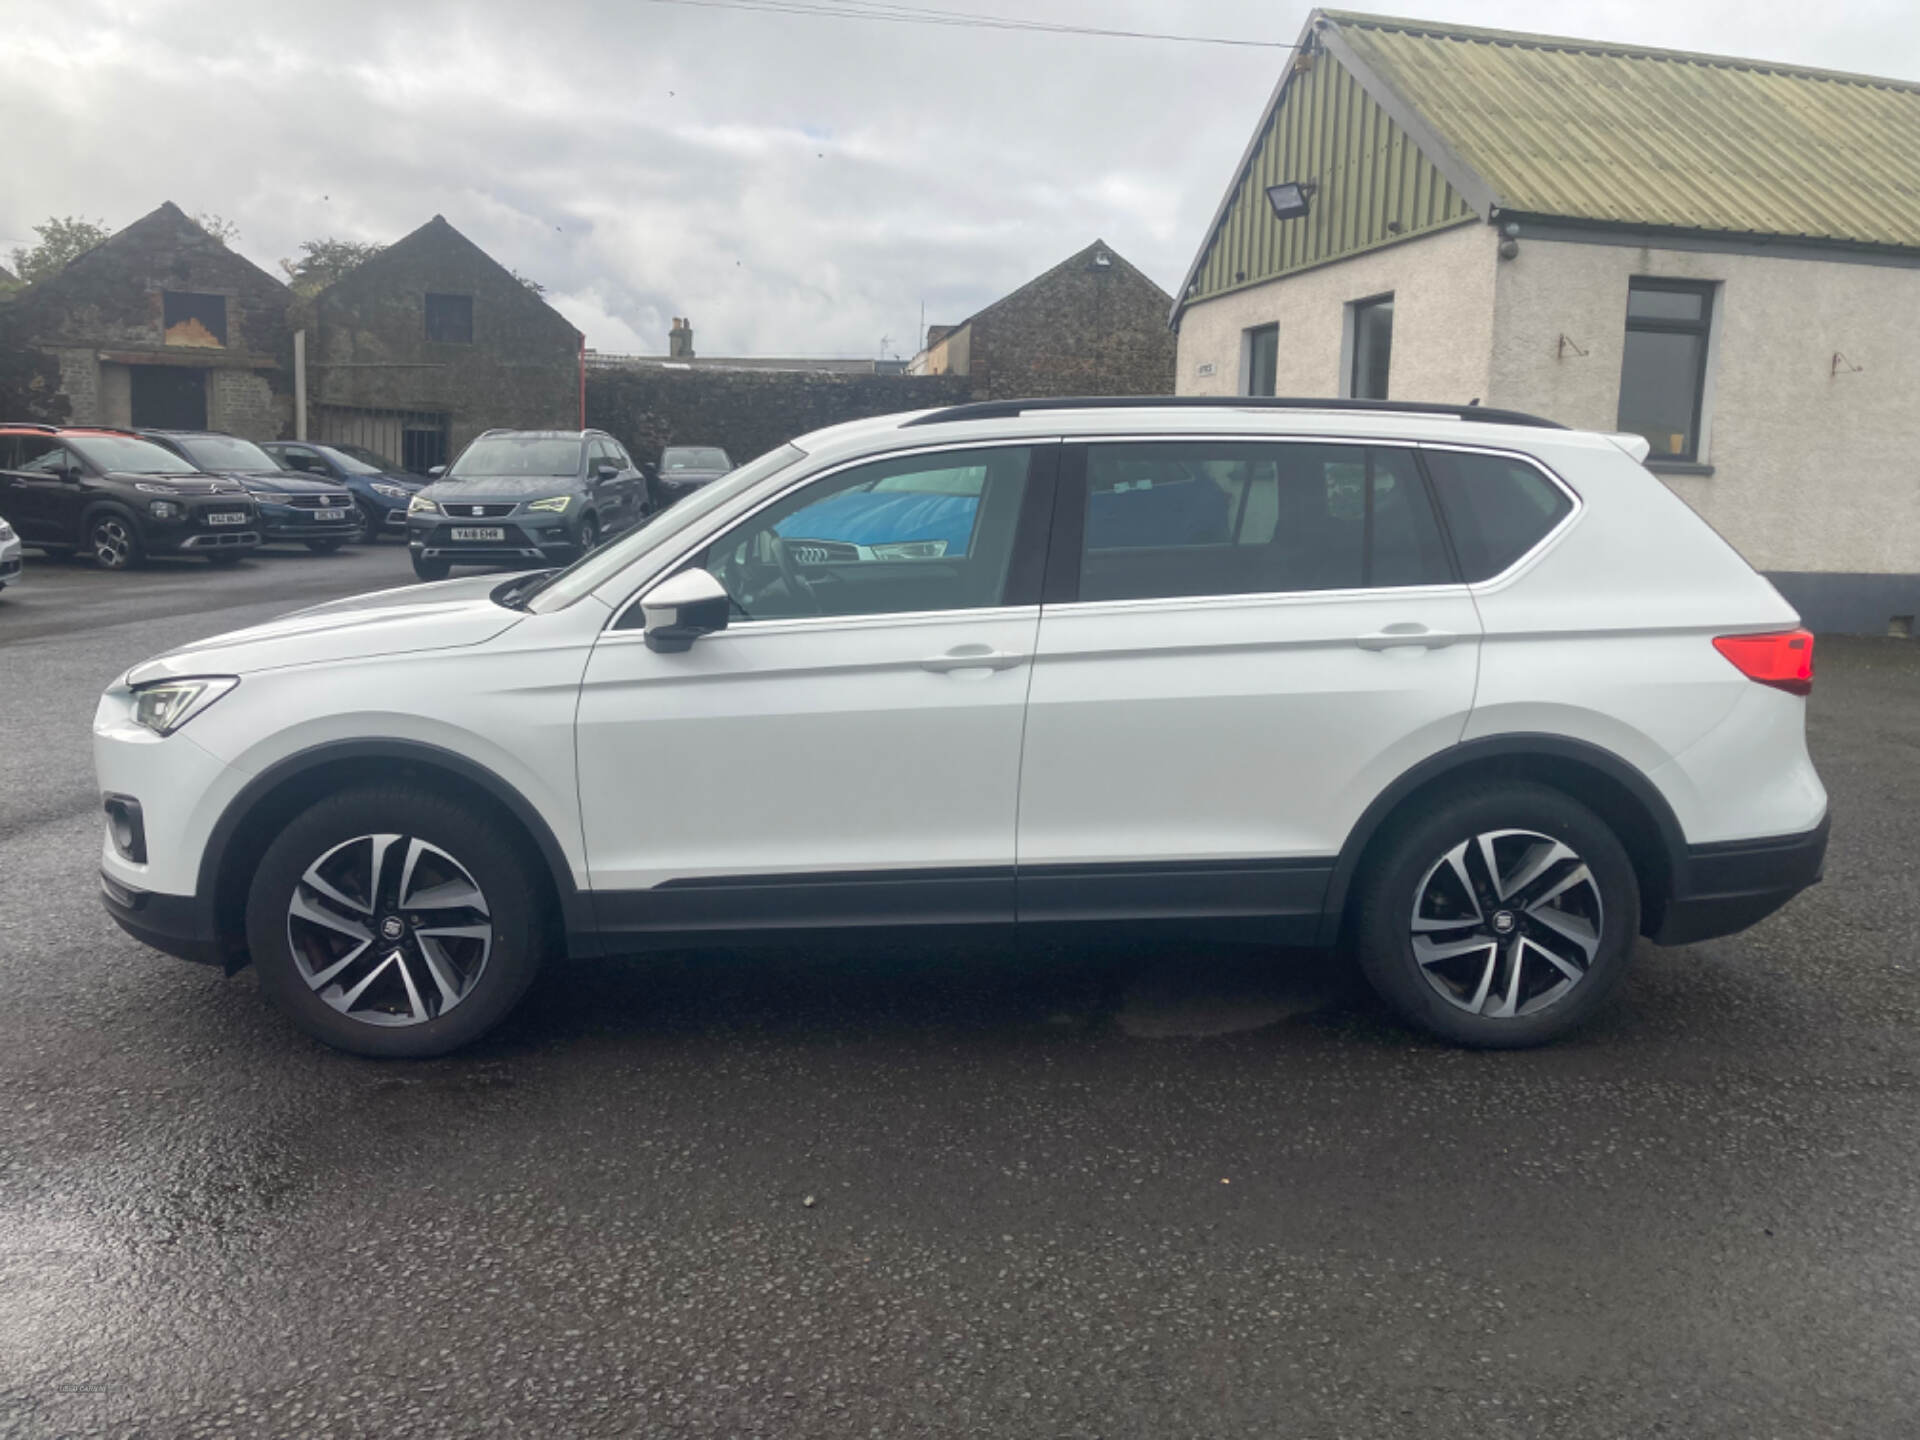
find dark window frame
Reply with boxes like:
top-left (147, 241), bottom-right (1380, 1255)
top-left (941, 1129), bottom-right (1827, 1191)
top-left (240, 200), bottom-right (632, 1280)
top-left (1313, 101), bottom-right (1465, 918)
top-left (1245, 324), bottom-right (1279, 397)
top-left (1419, 444), bottom-right (1580, 585)
top-left (425, 293), bottom-right (475, 344)
top-left (1619, 277), bottom-right (1715, 463)
top-left (1348, 293), bottom-right (1394, 401)
top-left (162, 290), bottom-right (229, 347)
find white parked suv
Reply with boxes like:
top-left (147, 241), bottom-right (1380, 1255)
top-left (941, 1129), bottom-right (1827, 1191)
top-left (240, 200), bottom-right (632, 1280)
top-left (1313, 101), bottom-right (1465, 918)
top-left (95, 398), bottom-right (1827, 1057)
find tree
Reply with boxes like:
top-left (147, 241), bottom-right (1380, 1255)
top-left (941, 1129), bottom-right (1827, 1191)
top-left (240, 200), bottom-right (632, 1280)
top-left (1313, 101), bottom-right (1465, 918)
top-left (510, 268), bottom-right (546, 296)
top-left (8, 216), bottom-right (112, 286)
top-left (193, 212), bottom-right (241, 245)
top-left (280, 237), bottom-right (386, 296)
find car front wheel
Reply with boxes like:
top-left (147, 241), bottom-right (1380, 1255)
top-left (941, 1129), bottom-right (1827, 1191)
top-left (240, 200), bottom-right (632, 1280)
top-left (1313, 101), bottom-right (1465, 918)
top-left (244, 786), bottom-right (550, 1057)
top-left (412, 554), bottom-right (451, 581)
top-left (1351, 782), bottom-right (1639, 1049)
top-left (89, 510), bottom-right (144, 570)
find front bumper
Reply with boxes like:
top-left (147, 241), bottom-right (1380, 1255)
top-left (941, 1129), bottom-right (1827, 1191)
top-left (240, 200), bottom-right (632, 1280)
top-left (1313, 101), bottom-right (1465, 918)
top-left (257, 504), bottom-right (360, 542)
top-left (100, 870), bottom-right (226, 967)
top-left (408, 516), bottom-right (582, 566)
top-left (0, 537), bottom-right (21, 583)
top-left (1652, 813), bottom-right (1830, 944)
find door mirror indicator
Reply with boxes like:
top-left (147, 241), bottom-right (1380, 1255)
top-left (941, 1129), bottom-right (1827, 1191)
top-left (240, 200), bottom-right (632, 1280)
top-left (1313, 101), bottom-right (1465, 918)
top-left (640, 567), bottom-right (730, 653)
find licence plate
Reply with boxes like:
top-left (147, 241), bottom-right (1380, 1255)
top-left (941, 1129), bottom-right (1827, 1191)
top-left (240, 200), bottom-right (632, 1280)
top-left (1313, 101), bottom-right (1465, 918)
top-left (315, 508), bottom-right (348, 522)
top-left (208, 512), bottom-right (248, 526)
top-left (450, 526), bottom-right (507, 542)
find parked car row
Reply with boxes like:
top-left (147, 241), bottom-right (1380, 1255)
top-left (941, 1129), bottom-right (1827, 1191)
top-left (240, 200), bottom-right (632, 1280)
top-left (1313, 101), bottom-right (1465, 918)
top-left (0, 422), bottom-right (739, 589)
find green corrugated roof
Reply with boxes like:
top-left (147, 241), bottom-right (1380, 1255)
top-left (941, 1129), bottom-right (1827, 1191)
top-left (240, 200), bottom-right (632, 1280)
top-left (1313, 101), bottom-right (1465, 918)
top-left (1323, 9), bottom-right (1920, 249)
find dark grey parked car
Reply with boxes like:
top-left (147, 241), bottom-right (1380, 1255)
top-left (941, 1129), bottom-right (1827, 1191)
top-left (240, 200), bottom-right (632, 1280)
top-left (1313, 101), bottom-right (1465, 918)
top-left (646, 445), bottom-right (733, 514)
top-left (405, 429), bottom-right (645, 580)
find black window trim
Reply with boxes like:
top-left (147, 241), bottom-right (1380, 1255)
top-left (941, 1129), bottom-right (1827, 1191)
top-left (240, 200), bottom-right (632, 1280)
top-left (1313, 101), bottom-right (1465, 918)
top-left (1620, 276), bottom-right (1716, 464)
top-left (1042, 434), bottom-right (1487, 609)
top-left (1244, 323), bottom-right (1279, 398)
top-left (1347, 292), bottom-right (1395, 402)
top-left (604, 436), bottom-right (1062, 634)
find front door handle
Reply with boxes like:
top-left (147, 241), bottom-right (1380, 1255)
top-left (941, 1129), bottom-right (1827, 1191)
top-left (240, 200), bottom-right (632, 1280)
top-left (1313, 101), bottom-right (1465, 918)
top-left (1357, 624), bottom-right (1459, 651)
top-left (920, 645), bottom-right (1026, 673)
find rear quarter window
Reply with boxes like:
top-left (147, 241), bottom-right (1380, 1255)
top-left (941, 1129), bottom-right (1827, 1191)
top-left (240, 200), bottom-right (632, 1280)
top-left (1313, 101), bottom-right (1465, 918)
top-left (1424, 450), bottom-right (1573, 582)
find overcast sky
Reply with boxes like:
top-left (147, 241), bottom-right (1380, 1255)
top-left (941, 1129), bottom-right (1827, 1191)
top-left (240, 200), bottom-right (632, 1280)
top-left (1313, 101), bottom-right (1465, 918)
top-left (5, 0), bottom-right (1917, 357)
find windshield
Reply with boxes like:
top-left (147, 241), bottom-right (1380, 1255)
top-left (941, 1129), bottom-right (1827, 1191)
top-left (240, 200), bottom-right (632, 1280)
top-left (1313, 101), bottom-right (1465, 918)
top-left (448, 435), bottom-right (581, 479)
top-left (315, 445), bottom-right (384, 475)
top-left (178, 434), bottom-right (279, 472)
top-left (527, 443), bottom-right (808, 612)
top-left (333, 443), bottom-right (400, 472)
top-left (664, 447), bottom-right (730, 471)
top-left (69, 435), bottom-right (201, 475)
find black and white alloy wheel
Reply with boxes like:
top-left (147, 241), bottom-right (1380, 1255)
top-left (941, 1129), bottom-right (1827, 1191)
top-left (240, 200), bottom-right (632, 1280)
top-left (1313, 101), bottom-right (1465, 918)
top-left (1353, 783), bottom-right (1639, 1048)
top-left (288, 833), bottom-right (493, 1027)
top-left (1409, 829), bottom-right (1603, 1019)
top-left (247, 786), bottom-right (548, 1057)
top-left (92, 514), bottom-right (139, 569)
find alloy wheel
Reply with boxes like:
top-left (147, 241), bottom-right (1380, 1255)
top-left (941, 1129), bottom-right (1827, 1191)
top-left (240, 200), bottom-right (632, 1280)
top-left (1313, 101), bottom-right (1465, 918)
top-left (93, 517), bottom-right (134, 569)
top-left (286, 833), bottom-right (493, 1028)
top-left (1409, 828), bottom-right (1604, 1019)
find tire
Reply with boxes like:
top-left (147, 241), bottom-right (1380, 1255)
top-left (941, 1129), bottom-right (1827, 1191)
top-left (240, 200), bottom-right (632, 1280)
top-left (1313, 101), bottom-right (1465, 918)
top-left (1351, 782), bottom-right (1640, 1049)
top-left (352, 501), bottom-right (381, 544)
top-left (87, 509), bottom-right (144, 570)
top-left (576, 514), bottom-right (600, 553)
top-left (306, 538), bottom-right (345, 555)
top-left (412, 554), bottom-right (451, 581)
top-left (244, 785), bottom-right (551, 1058)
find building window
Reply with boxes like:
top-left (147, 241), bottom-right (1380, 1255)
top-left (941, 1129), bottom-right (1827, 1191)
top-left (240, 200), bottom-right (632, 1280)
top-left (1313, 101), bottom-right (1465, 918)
top-left (1618, 279), bottom-right (1714, 461)
top-left (1347, 294), bottom-right (1393, 400)
top-left (1245, 324), bottom-right (1278, 397)
top-left (162, 292), bottom-right (227, 348)
top-left (425, 293), bottom-right (474, 344)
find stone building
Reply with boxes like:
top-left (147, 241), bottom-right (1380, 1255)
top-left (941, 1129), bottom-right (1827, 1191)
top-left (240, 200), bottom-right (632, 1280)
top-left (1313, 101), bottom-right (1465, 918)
top-left (910, 240), bottom-right (1177, 400)
top-left (307, 215), bottom-right (584, 472)
top-left (1171, 9), bottom-right (1920, 632)
top-left (0, 202), bottom-right (293, 437)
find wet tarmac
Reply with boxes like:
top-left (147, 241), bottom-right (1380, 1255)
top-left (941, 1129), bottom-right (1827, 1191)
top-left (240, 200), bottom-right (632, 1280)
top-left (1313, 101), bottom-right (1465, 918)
top-left (3, 544), bottom-right (1917, 1437)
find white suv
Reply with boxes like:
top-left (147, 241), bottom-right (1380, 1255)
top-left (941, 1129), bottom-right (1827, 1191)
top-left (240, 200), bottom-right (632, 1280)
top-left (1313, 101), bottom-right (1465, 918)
top-left (95, 399), bottom-right (1828, 1057)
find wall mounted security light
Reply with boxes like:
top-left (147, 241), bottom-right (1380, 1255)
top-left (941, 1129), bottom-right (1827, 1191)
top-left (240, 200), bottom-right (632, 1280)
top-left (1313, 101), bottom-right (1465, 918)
top-left (1266, 181), bottom-right (1316, 220)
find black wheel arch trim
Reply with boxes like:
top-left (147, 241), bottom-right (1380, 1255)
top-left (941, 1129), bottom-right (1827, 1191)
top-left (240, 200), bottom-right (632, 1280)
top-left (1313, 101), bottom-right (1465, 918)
top-left (199, 737), bottom-right (601, 958)
top-left (1316, 732), bottom-right (1690, 946)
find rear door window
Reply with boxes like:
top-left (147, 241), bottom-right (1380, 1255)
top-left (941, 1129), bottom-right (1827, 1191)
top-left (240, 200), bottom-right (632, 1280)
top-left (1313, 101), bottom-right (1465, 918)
top-left (1423, 450), bottom-right (1574, 582)
top-left (1076, 442), bottom-right (1453, 603)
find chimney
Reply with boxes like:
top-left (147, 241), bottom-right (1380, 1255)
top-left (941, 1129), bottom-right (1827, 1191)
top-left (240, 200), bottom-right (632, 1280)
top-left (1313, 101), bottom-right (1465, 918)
top-left (668, 316), bottom-right (695, 359)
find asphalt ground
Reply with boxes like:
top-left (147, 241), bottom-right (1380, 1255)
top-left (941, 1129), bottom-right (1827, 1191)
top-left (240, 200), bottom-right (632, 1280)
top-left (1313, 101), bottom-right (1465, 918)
top-left (2, 542), bottom-right (1916, 1439)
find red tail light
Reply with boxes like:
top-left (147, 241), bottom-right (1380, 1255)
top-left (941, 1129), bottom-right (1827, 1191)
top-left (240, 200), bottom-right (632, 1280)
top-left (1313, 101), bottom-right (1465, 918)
top-left (1713, 629), bottom-right (1814, 696)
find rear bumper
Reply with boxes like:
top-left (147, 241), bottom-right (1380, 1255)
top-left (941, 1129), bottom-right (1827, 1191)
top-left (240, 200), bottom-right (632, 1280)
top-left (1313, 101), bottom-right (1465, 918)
top-left (1653, 813), bottom-right (1829, 945)
top-left (100, 871), bottom-right (226, 967)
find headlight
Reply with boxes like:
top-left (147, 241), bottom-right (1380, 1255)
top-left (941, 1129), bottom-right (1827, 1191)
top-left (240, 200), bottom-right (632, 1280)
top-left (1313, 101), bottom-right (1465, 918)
top-left (526, 495), bottom-right (573, 514)
top-left (409, 494), bottom-right (442, 516)
top-left (131, 677), bottom-right (238, 736)
top-left (247, 490), bottom-right (283, 504)
top-left (148, 500), bottom-right (180, 519)
top-left (869, 539), bottom-right (949, 560)
top-left (372, 482), bottom-right (411, 500)
top-left (135, 482), bottom-right (180, 496)
top-left (0, 521), bottom-right (14, 541)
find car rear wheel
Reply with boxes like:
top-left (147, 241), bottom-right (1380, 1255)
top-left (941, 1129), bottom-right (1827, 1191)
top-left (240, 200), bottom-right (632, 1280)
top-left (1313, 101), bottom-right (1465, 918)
top-left (88, 511), bottom-right (143, 570)
top-left (1352, 782), bottom-right (1639, 1048)
top-left (412, 554), bottom-right (451, 581)
top-left (245, 786), bottom-right (550, 1058)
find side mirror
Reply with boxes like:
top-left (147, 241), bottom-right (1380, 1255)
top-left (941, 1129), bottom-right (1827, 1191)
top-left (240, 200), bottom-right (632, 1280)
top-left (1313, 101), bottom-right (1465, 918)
top-left (640, 567), bottom-right (730, 653)
top-left (594, 463), bottom-right (622, 482)
top-left (62, 465), bottom-right (86, 484)
top-left (427, 465), bottom-right (446, 479)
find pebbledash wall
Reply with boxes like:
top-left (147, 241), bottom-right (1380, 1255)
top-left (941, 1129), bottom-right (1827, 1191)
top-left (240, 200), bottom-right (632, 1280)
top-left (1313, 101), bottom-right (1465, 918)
top-left (1175, 229), bottom-right (1920, 633)
top-left (586, 365), bottom-right (971, 469)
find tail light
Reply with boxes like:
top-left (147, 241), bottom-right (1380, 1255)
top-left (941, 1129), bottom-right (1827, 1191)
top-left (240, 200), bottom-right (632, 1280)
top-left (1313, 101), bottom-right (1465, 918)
top-left (1713, 629), bottom-right (1814, 696)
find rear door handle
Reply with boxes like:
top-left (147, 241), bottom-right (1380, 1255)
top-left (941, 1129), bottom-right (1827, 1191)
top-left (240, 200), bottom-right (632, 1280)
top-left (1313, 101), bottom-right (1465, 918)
top-left (1357, 624), bottom-right (1459, 651)
top-left (920, 645), bottom-right (1026, 673)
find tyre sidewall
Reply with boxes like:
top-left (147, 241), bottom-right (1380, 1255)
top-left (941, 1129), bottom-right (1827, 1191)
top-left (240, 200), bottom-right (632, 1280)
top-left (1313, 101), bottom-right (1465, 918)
top-left (245, 787), bottom-right (546, 1058)
top-left (1354, 783), bottom-right (1640, 1049)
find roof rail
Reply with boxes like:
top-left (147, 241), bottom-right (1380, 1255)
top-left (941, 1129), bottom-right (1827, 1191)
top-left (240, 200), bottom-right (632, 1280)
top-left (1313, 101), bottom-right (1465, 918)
top-left (0, 421), bottom-right (62, 433)
top-left (900, 396), bottom-right (1566, 430)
